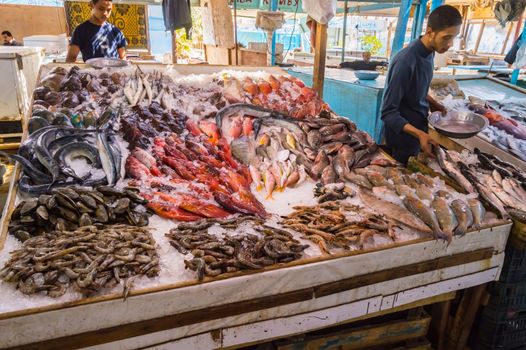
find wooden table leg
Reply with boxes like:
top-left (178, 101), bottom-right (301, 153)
top-left (447, 284), bottom-right (486, 350)
top-left (430, 299), bottom-right (451, 350)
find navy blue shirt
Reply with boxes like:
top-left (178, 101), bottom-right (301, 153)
top-left (381, 39), bottom-right (434, 153)
top-left (71, 20), bottom-right (126, 62)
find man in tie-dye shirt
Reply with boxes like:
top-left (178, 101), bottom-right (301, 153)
top-left (66, 0), bottom-right (126, 62)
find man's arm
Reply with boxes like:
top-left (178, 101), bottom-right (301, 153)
top-left (402, 123), bottom-right (438, 157)
top-left (118, 47), bottom-right (126, 60)
top-left (66, 45), bottom-right (80, 63)
top-left (427, 94), bottom-right (446, 114)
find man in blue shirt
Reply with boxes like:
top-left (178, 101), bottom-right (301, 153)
top-left (66, 0), bottom-right (127, 62)
top-left (381, 5), bottom-right (462, 164)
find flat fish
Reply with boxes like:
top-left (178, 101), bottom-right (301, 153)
top-left (395, 184), bottom-right (416, 198)
top-left (359, 190), bottom-right (432, 234)
top-left (345, 172), bottom-right (373, 189)
top-left (373, 186), bottom-right (404, 206)
top-left (231, 137), bottom-right (256, 165)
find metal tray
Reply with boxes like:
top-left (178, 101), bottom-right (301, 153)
top-left (85, 57), bottom-right (130, 69)
top-left (429, 110), bottom-right (488, 139)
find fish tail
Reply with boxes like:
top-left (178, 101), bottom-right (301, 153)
top-left (453, 225), bottom-right (467, 237)
top-left (256, 184), bottom-right (263, 192)
top-left (265, 194), bottom-right (274, 200)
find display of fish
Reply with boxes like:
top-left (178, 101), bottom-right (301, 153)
top-left (5, 122), bottom-right (122, 195)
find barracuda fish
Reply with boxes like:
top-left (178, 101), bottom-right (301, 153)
top-left (435, 146), bottom-right (475, 194)
top-left (53, 142), bottom-right (101, 180)
top-left (96, 128), bottom-right (118, 186)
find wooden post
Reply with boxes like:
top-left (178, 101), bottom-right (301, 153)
top-left (474, 20), bottom-right (485, 54)
top-left (171, 29), bottom-right (177, 64)
top-left (312, 21), bottom-right (327, 98)
top-left (446, 284), bottom-right (487, 350)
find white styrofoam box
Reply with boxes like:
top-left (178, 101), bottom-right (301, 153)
top-left (23, 34), bottom-right (68, 54)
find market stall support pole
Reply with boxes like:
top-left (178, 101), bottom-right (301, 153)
top-left (390, 0), bottom-right (412, 60)
top-left (171, 30), bottom-right (177, 64)
top-left (411, 0), bottom-right (428, 41)
top-left (446, 284), bottom-right (487, 350)
top-left (341, 0), bottom-right (349, 63)
top-left (511, 19), bottom-right (526, 85)
top-left (430, 0), bottom-right (443, 12)
top-left (234, 0), bottom-right (239, 66)
top-left (270, 0), bottom-right (278, 66)
top-left (313, 21), bottom-right (327, 98)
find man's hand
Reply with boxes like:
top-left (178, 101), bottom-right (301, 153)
top-left (402, 123), bottom-right (438, 157)
top-left (417, 131), bottom-right (438, 157)
top-left (427, 94), bottom-right (447, 115)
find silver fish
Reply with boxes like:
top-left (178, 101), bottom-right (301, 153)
top-left (468, 198), bottom-right (485, 229)
top-left (431, 197), bottom-right (457, 242)
top-left (231, 136), bottom-right (256, 165)
top-left (450, 199), bottom-right (473, 236)
top-left (403, 196), bottom-right (447, 241)
top-left (359, 190), bottom-right (432, 234)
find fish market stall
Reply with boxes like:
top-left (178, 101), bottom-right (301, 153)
top-left (0, 63), bottom-right (513, 349)
top-left (287, 67), bottom-right (385, 143)
top-left (430, 76), bottom-right (526, 172)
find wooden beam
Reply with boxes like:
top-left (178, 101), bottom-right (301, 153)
top-left (312, 21), bottom-right (327, 98)
top-left (474, 20), bottom-right (485, 54)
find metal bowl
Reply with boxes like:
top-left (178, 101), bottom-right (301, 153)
top-left (428, 110), bottom-right (488, 139)
top-left (85, 57), bottom-right (130, 69)
top-left (354, 70), bottom-right (380, 80)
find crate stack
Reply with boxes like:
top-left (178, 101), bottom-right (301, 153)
top-left (475, 229), bottom-right (526, 350)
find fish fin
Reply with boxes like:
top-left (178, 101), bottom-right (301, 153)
top-left (256, 184), bottom-right (263, 192)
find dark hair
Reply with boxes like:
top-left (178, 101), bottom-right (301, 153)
top-left (91, 0), bottom-right (112, 4)
top-left (1, 31), bottom-right (12, 37)
top-left (428, 5), bottom-right (462, 32)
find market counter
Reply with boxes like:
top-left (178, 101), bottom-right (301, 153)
top-left (288, 67), bottom-right (386, 143)
top-left (0, 222), bottom-right (510, 349)
top-left (0, 63), bottom-right (513, 350)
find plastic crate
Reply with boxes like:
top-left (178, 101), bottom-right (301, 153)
top-left (498, 236), bottom-right (526, 284)
top-left (488, 282), bottom-right (526, 310)
top-left (476, 308), bottom-right (526, 350)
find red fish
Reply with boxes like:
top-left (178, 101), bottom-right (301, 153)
top-left (258, 79), bottom-right (272, 95)
top-left (198, 120), bottom-right (220, 144)
top-left (125, 155), bottom-right (151, 180)
top-left (146, 201), bottom-right (203, 221)
top-left (290, 76), bottom-right (305, 88)
top-left (217, 138), bottom-right (240, 169)
top-left (242, 77), bottom-right (259, 96)
top-left (493, 119), bottom-right (526, 140)
top-left (230, 117), bottom-right (243, 139)
top-left (132, 147), bottom-right (162, 176)
top-left (162, 156), bottom-right (196, 180)
top-left (156, 192), bottom-right (230, 218)
top-left (213, 192), bottom-right (267, 217)
top-left (242, 117), bottom-right (253, 136)
top-left (163, 144), bottom-right (189, 161)
top-left (186, 119), bottom-right (202, 136)
top-left (267, 75), bottom-right (281, 92)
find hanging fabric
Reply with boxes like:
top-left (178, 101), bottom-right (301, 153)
top-left (162, 0), bottom-right (193, 38)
